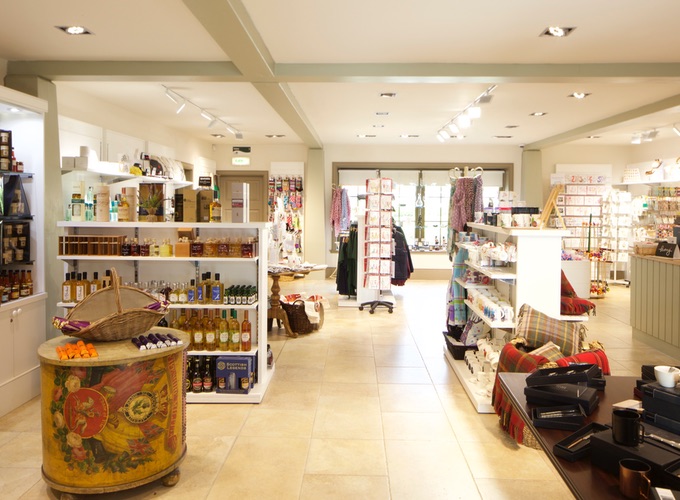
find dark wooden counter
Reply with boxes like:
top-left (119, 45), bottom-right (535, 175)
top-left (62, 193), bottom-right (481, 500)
top-left (498, 372), bottom-right (638, 500)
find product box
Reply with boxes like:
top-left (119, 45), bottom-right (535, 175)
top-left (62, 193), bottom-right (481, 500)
top-left (197, 189), bottom-right (213, 222)
top-left (643, 382), bottom-right (680, 421)
top-left (553, 422), bottom-right (609, 462)
top-left (524, 384), bottom-right (599, 415)
top-left (531, 405), bottom-right (586, 431)
top-left (215, 356), bottom-right (252, 394)
top-left (526, 364), bottom-right (601, 387)
top-left (174, 187), bottom-right (197, 222)
top-left (644, 411), bottom-right (680, 435)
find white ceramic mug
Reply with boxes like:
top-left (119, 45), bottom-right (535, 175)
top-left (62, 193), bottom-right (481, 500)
top-left (655, 365), bottom-right (680, 388)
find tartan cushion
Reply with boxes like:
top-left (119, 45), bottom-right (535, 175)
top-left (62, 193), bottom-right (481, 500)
top-left (560, 270), bottom-right (577, 298)
top-left (514, 304), bottom-right (587, 356)
top-left (529, 341), bottom-right (565, 362)
top-left (560, 296), bottom-right (596, 316)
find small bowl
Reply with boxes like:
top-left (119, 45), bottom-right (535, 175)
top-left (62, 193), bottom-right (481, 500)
top-left (655, 365), bottom-right (680, 388)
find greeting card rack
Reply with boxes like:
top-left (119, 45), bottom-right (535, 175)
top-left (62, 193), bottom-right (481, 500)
top-left (358, 177), bottom-right (394, 314)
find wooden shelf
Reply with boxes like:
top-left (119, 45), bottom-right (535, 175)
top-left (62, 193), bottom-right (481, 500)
top-left (443, 347), bottom-right (493, 413)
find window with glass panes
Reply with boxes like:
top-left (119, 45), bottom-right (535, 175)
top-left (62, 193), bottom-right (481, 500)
top-left (334, 165), bottom-right (510, 248)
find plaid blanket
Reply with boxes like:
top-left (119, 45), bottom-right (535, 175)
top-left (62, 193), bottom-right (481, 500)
top-left (491, 343), bottom-right (610, 445)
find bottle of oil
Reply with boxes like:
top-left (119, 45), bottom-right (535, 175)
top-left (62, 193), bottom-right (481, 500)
top-left (204, 309), bottom-right (217, 351)
top-left (228, 309), bottom-right (241, 351)
top-left (241, 310), bottom-right (252, 351)
top-left (192, 309), bottom-right (204, 351)
top-left (218, 310), bottom-right (229, 351)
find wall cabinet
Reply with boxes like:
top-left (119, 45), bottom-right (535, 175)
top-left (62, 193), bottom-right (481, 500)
top-left (0, 87), bottom-right (47, 418)
top-left (56, 221), bottom-right (273, 403)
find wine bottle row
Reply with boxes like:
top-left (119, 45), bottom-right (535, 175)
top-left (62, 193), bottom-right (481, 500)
top-left (169, 308), bottom-right (252, 353)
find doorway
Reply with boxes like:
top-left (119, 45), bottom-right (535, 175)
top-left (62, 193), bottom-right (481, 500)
top-left (217, 171), bottom-right (268, 222)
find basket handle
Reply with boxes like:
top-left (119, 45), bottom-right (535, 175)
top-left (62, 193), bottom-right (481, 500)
top-left (110, 267), bottom-right (124, 314)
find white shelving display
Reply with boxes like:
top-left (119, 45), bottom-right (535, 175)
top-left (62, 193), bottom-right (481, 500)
top-left (0, 87), bottom-right (48, 418)
top-left (601, 189), bottom-right (632, 284)
top-left (56, 221), bottom-right (273, 404)
top-left (447, 223), bottom-right (570, 414)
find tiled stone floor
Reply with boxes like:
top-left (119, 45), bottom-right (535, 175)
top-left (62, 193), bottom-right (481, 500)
top-left (2, 280), bottom-right (675, 499)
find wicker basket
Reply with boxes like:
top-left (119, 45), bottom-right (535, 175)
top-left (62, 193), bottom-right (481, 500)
top-left (280, 299), bottom-right (315, 334)
top-left (53, 267), bottom-right (168, 341)
top-left (634, 243), bottom-right (658, 256)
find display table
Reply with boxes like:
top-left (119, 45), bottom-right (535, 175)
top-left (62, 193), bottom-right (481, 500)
top-left (498, 372), bottom-right (638, 500)
top-left (267, 265), bottom-right (326, 338)
top-left (38, 328), bottom-right (188, 498)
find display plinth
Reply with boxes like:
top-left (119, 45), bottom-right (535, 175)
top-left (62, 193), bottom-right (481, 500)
top-left (38, 328), bottom-right (188, 496)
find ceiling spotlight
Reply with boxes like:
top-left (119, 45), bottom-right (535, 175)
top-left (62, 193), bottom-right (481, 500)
top-left (587, 135), bottom-right (600, 139)
top-left (436, 134), bottom-right (445, 143)
top-left (438, 129), bottom-right (451, 140)
top-left (673, 124), bottom-right (680, 137)
top-left (447, 122), bottom-right (460, 134)
top-left (400, 134), bottom-right (419, 138)
top-left (505, 125), bottom-right (519, 129)
top-left (372, 124), bottom-right (385, 128)
top-left (467, 106), bottom-right (481, 119)
top-left (643, 130), bottom-right (658, 142)
top-left (165, 89), bottom-right (179, 104)
top-left (265, 134), bottom-right (286, 138)
top-left (631, 134), bottom-right (642, 145)
top-left (494, 136), bottom-right (513, 139)
top-left (375, 112), bottom-right (390, 116)
top-left (569, 92), bottom-right (591, 99)
top-left (379, 93), bottom-right (397, 98)
top-left (530, 112), bottom-right (547, 117)
top-left (175, 100), bottom-right (186, 114)
top-left (456, 114), bottom-right (471, 128)
top-left (208, 118), bottom-right (218, 128)
top-left (211, 133), bottom-right (225, 139)
top-left (200, 110), bottom-right (214, 121)
top-left (541, 26), bottom-right (576, 37)
top-left (56, 25), bottom-right (93, 35)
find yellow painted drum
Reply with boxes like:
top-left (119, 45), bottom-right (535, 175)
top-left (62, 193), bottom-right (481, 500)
top-left (38, 329), bottom-right (187, 493)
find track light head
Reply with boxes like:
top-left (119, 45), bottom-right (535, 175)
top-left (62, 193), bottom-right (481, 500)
top-left (165, 88), bottom-right (179, 104)
top-left (176, 100), bottom-right (186, 114)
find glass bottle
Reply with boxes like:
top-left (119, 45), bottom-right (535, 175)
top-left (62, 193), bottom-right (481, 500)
top-left (118, 188), bottom-right (130, 222)
top-left (192, 310), bottom-right (204, 351)
top-left (89, 271), bottom-right (101, 295)
top-left (26, 270), bottom-right (33, 296)
top-left (218, 310), bottom-right (229, 351)
top-left (10, 271), bottom-right (20, 300)
top-left (177, 308), bottom-right (188, 331)
top-left (169, 282), bottom-right (179, 304)
top-left (187, 279), bottom-right (197, 304)
top-left (69, 272), bottom-right (77, 302)
top-left (192, 357), bottom-right (203, 393)
top-left (178, 282), bottom-right (188, 304)
top-left (121, 237), bottom-right (131, 256)
top-left (62, 272), bottom-right (73, 303)
top-left (241, 310), bottom-right (252, 351)
top-left (197, 273), bottom-right (206, 304)
top-left (204, 310), bottom-right (217, 352)
top-left (202, 356), bottom-right (214, 392)
top-left (82, 272), bottom-right (91, 298)
top-left (140, 238), bottom-right (150, 257)
top-left (102, 269), bottom-right (112, 288)
top-left (84, 186), bottom-right (94, 221)
top-left (19, 270), bottom-right (30, 298)
top-left (209, 189), bottom-right (222, 223)
top-left (211, 273), bottom-right (224, 305)
top-left (185, 356), bottom-right (193, 393)
top-left (130, 238), bottom-right (140, 256)
top-left (228, 309), bottom-right (241, 352)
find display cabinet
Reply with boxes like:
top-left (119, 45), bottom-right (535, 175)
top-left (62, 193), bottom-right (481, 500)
top-left (56, 221), bottom-right (272, 403)
top-left (0, 87), bottom-right (47, 418)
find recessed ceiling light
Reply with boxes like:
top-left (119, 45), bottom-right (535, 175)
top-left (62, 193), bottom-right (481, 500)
top-left (400, 134), bottom-right (419, 138)
top-left (379, 93), bottom-right (397, 98)
top-left (505, 125), bottom-right (519, 129)
top-left (540, 26), bottom-right (576, 37)
top-left (373, 124), bottom-right (385, 128)
top-left (494, 136), bottom-right (513, 139)
top-left (265, 134), bottom-right (286, 138)
top-left (357, 134), bottom-right (376, 138)
top-left (56, 25), bottom-right (93, 35)
top-left (530, 112), bottom-right (547, 117)
top-left (453, 135), bottom-right (465, 140)
top-left (8, 107), bottom-right (21, 113)
top-left (211, 134), bottom-right (225, 139)
top-left (375, 112), bottom-right (390, 116)
top-left (569, 92), bottom-right (591, 99)
top-left (587, 135), bottom-right (600, 139)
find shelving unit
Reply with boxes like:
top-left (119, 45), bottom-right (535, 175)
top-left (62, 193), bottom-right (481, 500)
top-left (56, 220), bottom-right (273, 404)
top-left (447, 222), bottom-right (570, 413)
top-left (0, 87), bottom-right (48, 418)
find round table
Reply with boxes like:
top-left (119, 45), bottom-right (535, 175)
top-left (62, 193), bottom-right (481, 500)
top-left (38, 328), bottom-right (188, 498)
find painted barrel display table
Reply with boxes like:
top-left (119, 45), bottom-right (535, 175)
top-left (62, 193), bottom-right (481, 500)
top-left (38, 328), bottom-right (188, 498)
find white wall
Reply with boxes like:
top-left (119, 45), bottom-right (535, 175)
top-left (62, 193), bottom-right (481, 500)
top-left (56, 85), bottom-right (214, 165)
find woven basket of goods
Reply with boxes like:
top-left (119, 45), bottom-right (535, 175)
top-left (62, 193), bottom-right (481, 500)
top-left (634, 243), bottom-right (658, 256)
top-left (52, 267), bottom-right (169, 341)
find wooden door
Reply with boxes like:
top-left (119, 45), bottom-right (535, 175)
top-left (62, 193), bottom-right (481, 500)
top-left (218, 171), bottom-right (267, 222)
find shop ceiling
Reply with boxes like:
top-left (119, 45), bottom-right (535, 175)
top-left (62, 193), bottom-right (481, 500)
top-left (4, 0), bottom-right (680, 149)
